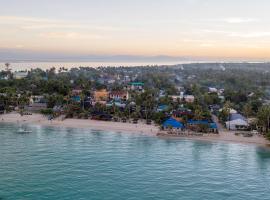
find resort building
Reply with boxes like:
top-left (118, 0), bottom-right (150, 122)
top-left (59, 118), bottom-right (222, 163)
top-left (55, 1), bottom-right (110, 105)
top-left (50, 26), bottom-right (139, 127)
top-left (162, 118), bottom-right (185, 130)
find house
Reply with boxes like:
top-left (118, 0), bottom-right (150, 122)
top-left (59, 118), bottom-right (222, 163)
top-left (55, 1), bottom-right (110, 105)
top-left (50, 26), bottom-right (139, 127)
top-left (162, 118), bottom-right (185, 130)
top-left (94, 89), bottom-right (109, 102)
top-left (13, 71), bottom-right (28, 79)
top-left (225, 113), bottom-right (249, 130)
top-left (109, 91), bottom-right (129, 101)
top-left (128, 82), bottom-right (144, 91)
top-left (184, 95), bottom-right (195, 103)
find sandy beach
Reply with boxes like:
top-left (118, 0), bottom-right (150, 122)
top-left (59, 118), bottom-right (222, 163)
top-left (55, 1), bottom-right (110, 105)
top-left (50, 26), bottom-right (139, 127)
top-left (0, 113), bottom-right (159, 136)
top-left (1, 113), bottom-right (270, 146)
top-left (158, 131), bottom-right (270, 147)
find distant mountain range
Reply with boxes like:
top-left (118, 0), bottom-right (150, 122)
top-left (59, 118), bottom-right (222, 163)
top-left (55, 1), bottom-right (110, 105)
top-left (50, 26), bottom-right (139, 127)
top-left (0, 48), bottom-right (191, 63)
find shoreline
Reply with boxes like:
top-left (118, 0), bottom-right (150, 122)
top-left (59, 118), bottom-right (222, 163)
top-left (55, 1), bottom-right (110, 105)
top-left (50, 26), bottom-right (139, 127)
top-left (1, 113), bottom-right (270, 147)
top-left (157, 133), bottom-right (270, 148)
top-left (0, 113), bottom-right (159, 136)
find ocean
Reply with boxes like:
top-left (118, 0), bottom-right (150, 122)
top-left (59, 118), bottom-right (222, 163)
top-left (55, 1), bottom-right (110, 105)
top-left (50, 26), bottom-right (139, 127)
top-left (0, 123), bottom-right (270, 200)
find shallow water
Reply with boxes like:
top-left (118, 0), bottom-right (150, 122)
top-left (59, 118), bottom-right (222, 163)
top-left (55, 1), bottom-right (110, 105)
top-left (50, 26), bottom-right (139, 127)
top-left (0, 123), bottom-right (270, 200)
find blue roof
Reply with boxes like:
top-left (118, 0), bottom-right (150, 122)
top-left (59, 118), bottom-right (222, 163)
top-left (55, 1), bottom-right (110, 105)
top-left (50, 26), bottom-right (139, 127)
top-left (187, 120), bottom-right (218, 129)
top-left (71, 96), bottom-right (81, 102)
top-left (129, 82), bottom-right (144, 86)
top-left (163, 118), bottom-right (184, 128)
top-left (187, 120), bottom-right (209, 125)
top-left (229, 113), bottom-right (246, 121)
top-left (210, 123), bottom-right (218, 129)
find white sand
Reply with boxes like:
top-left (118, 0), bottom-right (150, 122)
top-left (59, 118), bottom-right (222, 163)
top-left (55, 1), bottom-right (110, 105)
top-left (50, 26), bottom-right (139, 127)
top-left (0, 113), bottom-right (159, 136)
top-left (1, 113), bottom-right (270, 146)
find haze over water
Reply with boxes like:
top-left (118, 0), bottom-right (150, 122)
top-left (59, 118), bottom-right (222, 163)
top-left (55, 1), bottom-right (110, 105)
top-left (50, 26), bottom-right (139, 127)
top-left (1, 123), bottom-right (270, 200)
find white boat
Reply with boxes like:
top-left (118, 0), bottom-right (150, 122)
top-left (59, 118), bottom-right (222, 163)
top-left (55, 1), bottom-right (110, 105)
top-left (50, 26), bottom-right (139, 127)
top-left (17, 128), bottom-right (32, 134)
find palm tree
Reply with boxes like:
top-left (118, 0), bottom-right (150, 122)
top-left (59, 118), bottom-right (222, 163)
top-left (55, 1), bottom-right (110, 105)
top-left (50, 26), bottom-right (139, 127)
top-left (257, 105), bottom-right (270, 133)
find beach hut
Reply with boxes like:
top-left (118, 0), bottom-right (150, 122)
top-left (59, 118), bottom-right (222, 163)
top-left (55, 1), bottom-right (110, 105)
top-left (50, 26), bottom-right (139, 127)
top-left (162, 118), bottom-right (184, 130)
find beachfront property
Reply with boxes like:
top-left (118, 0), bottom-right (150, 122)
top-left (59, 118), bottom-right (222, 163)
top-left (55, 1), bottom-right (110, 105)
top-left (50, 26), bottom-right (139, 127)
top-left (226, 113), bottom-right (249, 131)
top-left (162, 117), bottom-right (185, 130)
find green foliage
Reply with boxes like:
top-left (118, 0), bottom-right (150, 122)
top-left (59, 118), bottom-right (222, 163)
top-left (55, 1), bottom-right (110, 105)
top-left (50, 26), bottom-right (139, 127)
top-left (266, 132), bottom-right (270, 141)
top-left (40, 108), bottom-right (53, 115)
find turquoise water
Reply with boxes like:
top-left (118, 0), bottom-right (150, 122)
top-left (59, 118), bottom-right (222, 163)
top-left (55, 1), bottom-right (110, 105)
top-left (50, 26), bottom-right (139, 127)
top-left (1, 123), bottom-right (270, 200)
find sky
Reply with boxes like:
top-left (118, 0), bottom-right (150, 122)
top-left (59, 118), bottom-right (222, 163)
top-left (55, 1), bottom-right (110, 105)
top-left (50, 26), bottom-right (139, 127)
top-left (1, 0), bottom-right (270, 61)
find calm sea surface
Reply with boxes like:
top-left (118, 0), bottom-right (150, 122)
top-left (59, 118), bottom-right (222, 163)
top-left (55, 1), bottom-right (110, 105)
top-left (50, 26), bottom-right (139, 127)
top-left (1, 123), bottom-right (270, 200)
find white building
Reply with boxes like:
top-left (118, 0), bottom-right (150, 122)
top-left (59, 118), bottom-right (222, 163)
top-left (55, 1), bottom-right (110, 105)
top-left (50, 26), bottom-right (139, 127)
top-left (13, 71), bottom-right (28, 79)
top-left (225, 119), bottom-right (249, 130)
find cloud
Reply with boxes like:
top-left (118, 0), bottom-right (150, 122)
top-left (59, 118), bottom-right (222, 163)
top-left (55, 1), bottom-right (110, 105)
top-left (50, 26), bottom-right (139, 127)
top-left (0, 15), bottom-right (123, 31)
top-left (202, 29), bottom-right (270, 38)
top-left (228, 32), bottom-right (270, 38)
top-left (205, 17), bottom-right (260, 24)
top-left (39, 32), bottom-right (105, 40)
top-left (222, 18), bottom-right (259, 24)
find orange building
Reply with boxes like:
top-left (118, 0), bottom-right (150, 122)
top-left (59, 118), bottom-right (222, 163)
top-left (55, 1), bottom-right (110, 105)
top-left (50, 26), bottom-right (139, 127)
top-left (94, 89), bottom-right (109, 102)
